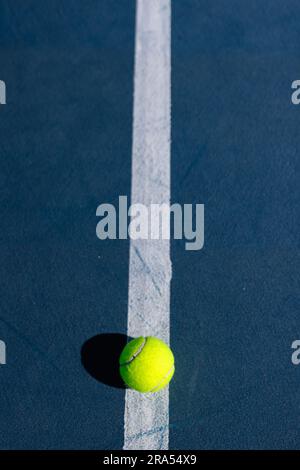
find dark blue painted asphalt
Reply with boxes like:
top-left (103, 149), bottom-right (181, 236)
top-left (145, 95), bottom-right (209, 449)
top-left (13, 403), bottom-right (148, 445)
top-left (0, 0), bottom-right (135, 449)
top-left (171, 0), bottom-right (300, 449)
top-left (0, 0), bottom-right (299, 450)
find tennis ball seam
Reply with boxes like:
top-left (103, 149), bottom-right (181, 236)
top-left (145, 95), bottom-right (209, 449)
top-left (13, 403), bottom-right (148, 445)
top-left (119, 336), bottom-right (147, 366)
top-left (148, 364), bottom-right (175, 393)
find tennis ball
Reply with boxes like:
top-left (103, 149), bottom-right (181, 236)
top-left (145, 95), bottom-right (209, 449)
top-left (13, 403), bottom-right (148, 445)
top-left (119, 336), bottom-right (175, 393)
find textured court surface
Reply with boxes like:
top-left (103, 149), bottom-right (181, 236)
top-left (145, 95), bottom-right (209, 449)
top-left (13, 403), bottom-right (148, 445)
top-left (0, 0), bottom-right (299, 450)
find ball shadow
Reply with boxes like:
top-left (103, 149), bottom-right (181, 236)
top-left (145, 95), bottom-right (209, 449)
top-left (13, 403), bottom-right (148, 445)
top-left (81, 333), bottom-right (131, 389)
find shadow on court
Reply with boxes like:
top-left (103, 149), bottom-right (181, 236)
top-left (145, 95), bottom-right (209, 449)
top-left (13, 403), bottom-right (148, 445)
top-left (81, 333), bottom-right (131, 389)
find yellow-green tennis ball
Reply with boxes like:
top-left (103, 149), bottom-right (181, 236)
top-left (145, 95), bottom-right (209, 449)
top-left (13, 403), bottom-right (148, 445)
top-left (119, 336), bottom-right (175, 393)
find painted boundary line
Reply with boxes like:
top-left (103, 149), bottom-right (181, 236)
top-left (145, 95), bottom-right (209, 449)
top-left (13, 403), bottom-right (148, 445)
top-left (124, 0), bottom-right (172, 450)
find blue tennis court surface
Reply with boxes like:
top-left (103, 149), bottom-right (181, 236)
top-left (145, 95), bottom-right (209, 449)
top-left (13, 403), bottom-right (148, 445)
top-left (0, 0), bottom-right (299, 450)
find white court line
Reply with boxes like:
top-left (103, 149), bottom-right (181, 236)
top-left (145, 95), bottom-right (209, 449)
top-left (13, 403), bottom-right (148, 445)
top-left (124, 0), bottom-right (171, 450)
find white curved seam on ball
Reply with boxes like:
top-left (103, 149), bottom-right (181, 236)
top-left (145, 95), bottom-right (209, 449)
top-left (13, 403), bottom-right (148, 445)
top-left (148, 364), bottom-right (175, 393)
top-left (120, 337), bottom-right (147, 366)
